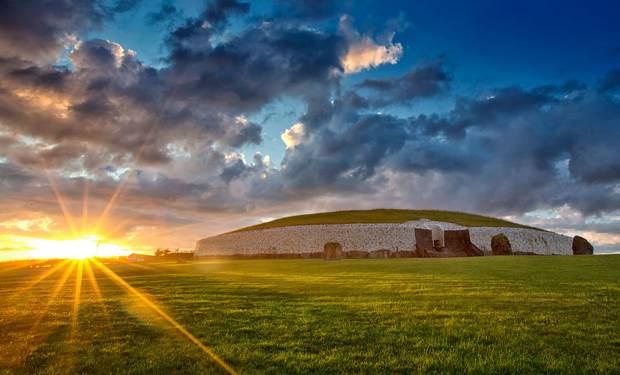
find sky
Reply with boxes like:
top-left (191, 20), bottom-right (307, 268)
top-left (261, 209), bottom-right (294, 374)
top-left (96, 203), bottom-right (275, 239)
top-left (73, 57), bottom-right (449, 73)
top-left (0, 0), bottom-right (619, 259)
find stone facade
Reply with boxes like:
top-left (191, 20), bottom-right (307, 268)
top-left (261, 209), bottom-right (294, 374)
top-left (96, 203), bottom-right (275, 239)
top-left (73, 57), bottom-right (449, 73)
top-left (195, 221), bottom-right (577, 257)
top-left (469, 227), bottom-right (573, 256)
top-left (196, 223), bottom-right (416, 256)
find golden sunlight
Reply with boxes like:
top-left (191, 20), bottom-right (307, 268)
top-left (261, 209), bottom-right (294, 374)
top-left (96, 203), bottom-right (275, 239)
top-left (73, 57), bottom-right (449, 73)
top-left (26, 235), bottom-right (131, 259)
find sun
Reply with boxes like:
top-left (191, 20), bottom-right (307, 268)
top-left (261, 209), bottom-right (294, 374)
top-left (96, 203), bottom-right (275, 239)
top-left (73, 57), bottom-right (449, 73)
top-left (27, 235), bottom-right (130, 260)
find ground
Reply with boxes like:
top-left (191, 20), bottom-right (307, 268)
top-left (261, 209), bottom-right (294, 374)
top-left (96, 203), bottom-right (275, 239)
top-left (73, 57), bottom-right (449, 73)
top-left (232, 209), bottom-right (542, 233)
top-left (0, 256), bottom-right (618, 374)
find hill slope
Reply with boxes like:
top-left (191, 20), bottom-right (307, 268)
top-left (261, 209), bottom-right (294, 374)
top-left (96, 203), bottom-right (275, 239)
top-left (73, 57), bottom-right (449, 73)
top-left (232, 209), bottom-right (542, 233)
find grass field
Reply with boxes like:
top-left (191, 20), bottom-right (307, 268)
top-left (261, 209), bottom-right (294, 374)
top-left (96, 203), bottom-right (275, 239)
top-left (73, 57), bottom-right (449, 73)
top-left (1, 256), bottom-right (618, 374)
top-left (233, 209), bottom-right (542, 233)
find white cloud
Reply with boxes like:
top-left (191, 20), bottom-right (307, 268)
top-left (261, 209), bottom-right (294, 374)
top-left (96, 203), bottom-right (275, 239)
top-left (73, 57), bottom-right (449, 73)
top-left (281, 122), bottom-right (305, 149)
top-left (339, 15), bottom-right (403, 74)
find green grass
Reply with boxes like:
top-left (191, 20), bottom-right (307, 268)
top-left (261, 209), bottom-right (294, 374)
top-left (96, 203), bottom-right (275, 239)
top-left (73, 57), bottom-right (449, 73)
top-left (232, 209), bottom-right (542, 233)
top-left (1, 256), bottom-right (619, 374)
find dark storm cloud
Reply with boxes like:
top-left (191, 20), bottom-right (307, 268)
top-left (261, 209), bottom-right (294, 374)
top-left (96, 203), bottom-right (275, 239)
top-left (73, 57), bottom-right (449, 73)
top-left (165, 25), bottom-right (345, 112)
top-left (267, 74), bottom-right (620, 217)
top-left (0, 0), bottom-right (139, 61)
top-left (0, 34), bottom-right (278, 170)
top-left (167, 0), bottom-right (249, 49)
top-left (0, 0), bottom-right (345, 177)
top-left (70, 38), bottom-right (128, 71)
top-left (280, 114), bottom-right (408, 190)
top-left (220, 159), bottom-right (248, 183)
top-left (4, 60), bottom-right (70, 89)
top-left (357, 60), bottom-right (451, 105)
top-left (203, 0), bottom-right (249, 26)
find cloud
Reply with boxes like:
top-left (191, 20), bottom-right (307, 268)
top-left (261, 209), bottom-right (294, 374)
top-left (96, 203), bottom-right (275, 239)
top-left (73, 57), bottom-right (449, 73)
top-left (269, 74), bottom-right (620, 221)
top-left (70, 38), bottom-right (131, 70)
top-left (0, 1), bottom-right (618, 252)
top-left (0, 161), bottom-right (34, 191)
top-left (281, 122), bottom-right (305, 149)
top-left (167, 0), bottom-right (250, 50)
top-left (0, 0), bottom-right (139, 62)
top-left (202, 0), bottom-right (249, 26)
top-left (0, 217), bottom-right (54, 232)
top-left (0, 35), bottom-right (273, 172)
top-left (357, 60), bottom-right (451, 105)
top-left (339, 15), bottom-right (403, 74)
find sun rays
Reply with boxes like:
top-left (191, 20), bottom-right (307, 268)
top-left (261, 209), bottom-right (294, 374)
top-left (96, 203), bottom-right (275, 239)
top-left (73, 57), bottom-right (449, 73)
top-left (71, 261), bottom-right (83, 331)
top-left (2, 258), bottom-right (236, 374)
top-left (91, 259), bottom-right (237, 374)
top-left (0, 94), bottom-right (238, 372)
top-left (6, 151), bottom-right (234, 372)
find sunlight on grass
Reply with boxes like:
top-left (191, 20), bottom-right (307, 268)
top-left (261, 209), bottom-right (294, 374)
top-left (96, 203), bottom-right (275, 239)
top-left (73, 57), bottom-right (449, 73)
top-left (91, 258), bottom-right (237, 375)
top-left (71, 261), bottom-right (83, 332)
top-left (0, 259), bottom-right (237, 373)
top-left (0, 256), bottom-right (618, 373)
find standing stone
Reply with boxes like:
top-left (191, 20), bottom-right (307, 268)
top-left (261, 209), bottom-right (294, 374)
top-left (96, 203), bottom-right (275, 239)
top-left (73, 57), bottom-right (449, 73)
top-left (572, 236), bottom-right (593, 255)
top-left (491, 233), bottom-right (512, 255)
top-left (444, 230), bottom-right (471, 253)
top-left (324, 242), bottom-right (343, 260)
top-left (414, 228), bottom-right (433, 257)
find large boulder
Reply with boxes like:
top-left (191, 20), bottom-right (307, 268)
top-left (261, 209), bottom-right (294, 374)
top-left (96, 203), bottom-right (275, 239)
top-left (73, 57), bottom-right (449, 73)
top-left (572, 236), bottom-right (593, 255)
top-left (324, 242), bottom-right (343, 260)
top-left (491, 233), bottom-right (512, 255)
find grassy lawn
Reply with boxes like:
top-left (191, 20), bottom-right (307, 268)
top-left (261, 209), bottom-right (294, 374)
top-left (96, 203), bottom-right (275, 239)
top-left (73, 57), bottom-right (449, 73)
top-left (0, 256), bottom-right (618, 374)
top-left (232, 209), bottom-right (542, 233)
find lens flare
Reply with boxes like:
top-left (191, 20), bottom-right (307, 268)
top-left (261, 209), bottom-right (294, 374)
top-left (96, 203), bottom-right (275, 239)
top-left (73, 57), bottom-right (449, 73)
top-left (26, 236), bottom-right (130, 259)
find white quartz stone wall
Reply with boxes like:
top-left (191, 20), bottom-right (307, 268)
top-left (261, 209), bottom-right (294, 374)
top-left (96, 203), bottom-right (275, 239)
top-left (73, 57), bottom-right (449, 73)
top-left (195, 223), bottom-right (417, 256)
top-left (195, 222), bottom-right (574, 256)
top-left (469, 227), bottom-right (573, 255)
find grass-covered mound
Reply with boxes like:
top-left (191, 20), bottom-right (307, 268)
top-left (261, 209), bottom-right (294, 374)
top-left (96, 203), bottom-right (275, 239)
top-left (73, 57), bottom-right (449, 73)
top-left (233, 209), bottom-right (542, 233)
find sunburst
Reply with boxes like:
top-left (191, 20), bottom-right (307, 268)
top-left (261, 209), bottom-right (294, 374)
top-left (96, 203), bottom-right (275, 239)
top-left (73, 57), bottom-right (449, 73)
top-left (4, 167), bottom-right (237, 374)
